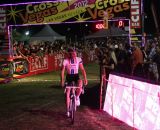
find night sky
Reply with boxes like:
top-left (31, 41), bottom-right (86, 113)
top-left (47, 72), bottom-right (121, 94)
top-left (144, 0), bottom-right (160, 34)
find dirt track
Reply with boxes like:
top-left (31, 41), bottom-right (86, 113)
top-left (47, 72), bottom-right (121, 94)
top-left (0, 86), bottom-right (134, 130)
top-left (0, 106), bottom-right (134, 130)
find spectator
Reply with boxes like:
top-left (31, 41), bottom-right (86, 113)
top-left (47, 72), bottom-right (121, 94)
top-left (131, 43), bottom-right (144, 77)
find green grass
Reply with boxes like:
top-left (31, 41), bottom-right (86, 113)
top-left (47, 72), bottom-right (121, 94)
top-left (0, 63), bottom-right (100, 120)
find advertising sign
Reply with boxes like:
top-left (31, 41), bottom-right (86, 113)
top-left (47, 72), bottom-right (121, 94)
top-left (130, 0), bottom-right (141, 28)
top-left (0, 7), bottom-right (7, 34)
top-left (29, 55), bottom-right (48, 72)
top-left (0, 61), bottom-right (13, 78)
top-left (13, 58), bottom-right (29, 74)
top-left (6, 0), bottom-right (131, 25)
top-left (0, 7), bottom-right (8, 56)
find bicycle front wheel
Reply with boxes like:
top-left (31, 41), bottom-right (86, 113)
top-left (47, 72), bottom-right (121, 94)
top-left (70, 98), bottom-right (76, 124)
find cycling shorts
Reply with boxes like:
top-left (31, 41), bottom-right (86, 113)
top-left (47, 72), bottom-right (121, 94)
top-left (65, 74), bottom-right (80, 86)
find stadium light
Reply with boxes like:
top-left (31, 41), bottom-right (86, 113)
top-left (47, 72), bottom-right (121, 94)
top-left (25, 31), bottom-right (29, 36)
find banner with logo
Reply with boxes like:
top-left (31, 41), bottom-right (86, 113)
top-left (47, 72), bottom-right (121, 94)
top-left (0, 61), bottom-right (13, 78)
top-left (130, 0), bottom-right (141, 29)
top-left (0, 7), bottom-right (9, 56)
top-left (6, 0), bottom-right (131, 25)
top-left (130, 0), bottom-right (142, 42)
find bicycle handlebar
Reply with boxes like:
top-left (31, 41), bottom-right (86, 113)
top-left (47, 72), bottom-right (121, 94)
top-left (64, 86), bottom-right (85, 94)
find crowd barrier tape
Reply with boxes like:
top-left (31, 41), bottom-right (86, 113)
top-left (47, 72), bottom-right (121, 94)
top-left (102, 74), bottom-right (160, 130)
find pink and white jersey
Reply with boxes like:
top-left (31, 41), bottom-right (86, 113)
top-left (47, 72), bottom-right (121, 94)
top-left (63, 57), bottom-right (83, 74)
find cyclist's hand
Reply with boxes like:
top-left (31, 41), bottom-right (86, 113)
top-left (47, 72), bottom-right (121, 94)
top-left (84, 78), bottom-right (88, 86)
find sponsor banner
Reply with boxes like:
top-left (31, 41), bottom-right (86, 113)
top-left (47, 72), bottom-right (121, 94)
top-left (0, 7), bottom-right (9, 55)
top-left (6, 0), bottom-right (131, 25)
top-left (53, 52), bottom-right (65, 70)
top-left (13, 58), bottom-right (29, 74)
top-left (130, 0), bottom-right (141, 28)
top-left (103, 74), bottom-right (160, 130)
top-left (13, 51), bottom-right (92, 78)
top-left (0, 61), bottom-right (13, 78)
top-left (29, 55), bottom-right (48, 72)
top-left (130, 0), bottom-right (142, 44)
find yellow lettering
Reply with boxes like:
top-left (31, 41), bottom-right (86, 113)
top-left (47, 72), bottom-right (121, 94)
top-left (46, 2), bottom-right (53, 8)
top-left (52, 2), bottom-right (59, 7)
top-left (114, 4), bottom-right (123, 12)
top-left (123, 2), bottom-right (130, 10)
top-left (36, 12), bottom-right (44, 23)
top-left (39, 3), bottom-right (46, 11)
top-left (86, 7), bottom-right (97, 19)
top-left (95, 0), bottom-right (104, 10)
top-left (106, 7), bottom-right (113, 14)
top-left (2, 68), bottom-right (9, 71)
top-left (34, 5), bottom-right (39, 13)
top-left (26, 4), bottom-right (34, 14)
top-left (110, 0), bottom-right (117, 6)
top-left (29, 14), bottom-right (36, 22)
top-left (105, 7), bottom-right (114, 19)
top-left (118, 0), bottom-right (124, 3)
top-left (43, 8), bottom-right (51, 17)
top-left (50, 7), bottom-right (58, 15)
top-left (98, 10), bottom-right (104, 17)
top-left (19, 12), bottom-right (29, 24)
top-left (103, 0), bottom-right (109, 8)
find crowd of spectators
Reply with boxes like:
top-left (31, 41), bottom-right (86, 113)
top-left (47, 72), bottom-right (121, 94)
top-left (12, 36), bottom-right (160, 84)
top-left (94, 36), bottom-right (160, 84)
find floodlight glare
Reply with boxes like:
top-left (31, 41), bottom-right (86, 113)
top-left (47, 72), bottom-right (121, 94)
top-left (25, 31), bottom-right (29, 36)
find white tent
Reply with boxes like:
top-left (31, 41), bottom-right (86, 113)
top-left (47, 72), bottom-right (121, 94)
top-left (30, 25), bottom-right (66, 41)
top-left (85, 26), bottom-right (128, 39)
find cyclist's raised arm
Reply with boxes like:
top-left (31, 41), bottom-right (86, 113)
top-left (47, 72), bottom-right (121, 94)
top-left (79, 63), bottom-right (88, 85)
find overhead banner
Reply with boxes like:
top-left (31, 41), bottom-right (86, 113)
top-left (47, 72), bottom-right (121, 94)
top-left (6, 0), bottom-right (131, 25)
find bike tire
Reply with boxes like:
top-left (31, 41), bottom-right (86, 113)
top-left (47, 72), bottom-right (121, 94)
top-left (70, 98), bottom-right (75, 124)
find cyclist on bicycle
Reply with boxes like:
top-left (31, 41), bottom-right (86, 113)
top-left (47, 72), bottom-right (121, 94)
top-left (61, 48), bottom-right (88, 117)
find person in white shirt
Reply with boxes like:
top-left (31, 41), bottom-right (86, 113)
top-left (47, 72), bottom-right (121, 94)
top-left (61, 48), bottom-right (88, 117)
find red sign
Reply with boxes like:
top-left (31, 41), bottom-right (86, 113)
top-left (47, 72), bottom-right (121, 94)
top-left (29, 55), bottom-right (48, 72)
top-left (96, 23), bottom-right (104, 29)
top-left (130, 0), bottom-right (141, 28)
top-left (118, 20), bottom-right (124, 28)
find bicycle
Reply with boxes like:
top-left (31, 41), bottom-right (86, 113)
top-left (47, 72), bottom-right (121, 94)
top-left (64, 82), bottom-right (84, 124)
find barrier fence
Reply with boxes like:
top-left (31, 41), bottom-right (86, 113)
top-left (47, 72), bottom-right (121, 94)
top-left (101, 74), bottom-right (160, 130)
top-left (0, 51), bottom-right (94, 81)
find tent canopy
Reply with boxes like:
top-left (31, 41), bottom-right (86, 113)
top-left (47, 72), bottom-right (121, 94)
top-left (85, 26), bottom-right (128, 39)
top-left (30, 25), bottom-right (66, 41)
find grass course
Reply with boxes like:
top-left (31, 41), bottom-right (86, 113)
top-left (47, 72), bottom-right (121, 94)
top-left (0, 63), bottom-right (100, 120)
